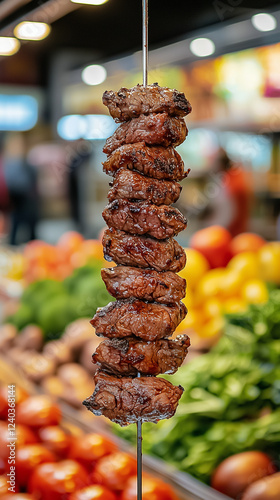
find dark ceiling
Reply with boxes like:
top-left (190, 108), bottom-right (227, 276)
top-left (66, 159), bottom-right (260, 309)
top-left (1, 0), bottom-right (280, 86)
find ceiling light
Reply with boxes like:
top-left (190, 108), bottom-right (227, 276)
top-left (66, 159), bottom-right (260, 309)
top-left (14, 22), bottom-right (51, 41)
top-left (0, 37), bottom-right (20, 56)
top-left (71, 0), bottom-right (109, 5)
top-left (82, 64), bottom-right (107, 85)
top-left (190, 37), bottom-right (215, 57)
top-left (251, 13), bottom-right (277, 32)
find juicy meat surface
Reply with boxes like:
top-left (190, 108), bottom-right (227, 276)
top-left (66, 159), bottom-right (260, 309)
top-left (102, 200), bottom-right (187, 240)
top-left (103, 83), bottom-right (192, 122)
top-left (102, 228), bottom-right (186, 272)
top-left (101, 266), bottom-right (186, 304)
top-left (83, 370), bottom-right (184, 426)
top-left (91, 299), bottom-right (187, 341)
top-left (93, 334), bottom-right (190, 376)
top-left (103, 113), bottom-right (187, 155)
top-left (103, 142), bottom-right (190, 181)
top-left (107, 168), bottom-right (181, 205)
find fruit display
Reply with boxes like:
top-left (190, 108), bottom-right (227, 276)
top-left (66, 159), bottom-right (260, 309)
top-left (0, 389), bottom-right (179, 500)
top-left (115, 290), bottom-right (280, 487)
top-left (177, 229), bottom-right (280, 343)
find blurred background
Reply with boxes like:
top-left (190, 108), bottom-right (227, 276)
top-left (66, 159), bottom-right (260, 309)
top-left (1, 2), bottom-right (280, 500)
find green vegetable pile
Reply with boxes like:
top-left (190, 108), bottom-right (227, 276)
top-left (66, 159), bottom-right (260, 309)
top-left (114, 290), bottom-right (280, 484)
top-left (8, 262), bottom-right (112, 341)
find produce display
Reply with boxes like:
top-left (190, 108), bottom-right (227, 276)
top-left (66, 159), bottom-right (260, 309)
top-left (0, 388), bottom-right (179, 500)
top-left (115, 290), bottom-right (280, 492)
top-left (84, 83), bottom-right (192, 426)
top-left (178, 230), bottom-right (280, 342)
top-left (6, 263), bottom-right (111, 339)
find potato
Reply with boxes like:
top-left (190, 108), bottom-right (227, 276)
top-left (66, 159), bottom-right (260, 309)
top-left (41, 376), bottom-right (65, 398)
top-left (43, 341), bottom-right (73, 366)
top-left (211, 451), bottom-right (276, 499)
top-left (242, 472), bottom-right (280, 500)
top-left (20, 353), bottom-right (56, 383)
top-left (0, 324), bottom-right (17, 350)
top-left (62, 318), bottom-right (93, 352)
top-left (79, 338), bottom-right (103, 375)
top-left (57, 363), bottom-right (91, 388)
top-left (15, 325), bottom-right (43, 351)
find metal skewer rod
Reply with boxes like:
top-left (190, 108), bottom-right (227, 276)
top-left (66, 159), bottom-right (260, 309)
top-left (142, 0), bottom-right (148, 87)
top-left (137, 3), bottom-right (148, 499)
top-left (137, 371), bottom-right (142, 500)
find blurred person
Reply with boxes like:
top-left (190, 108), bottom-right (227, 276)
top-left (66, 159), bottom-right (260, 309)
top-left (3, 132), bottom-right (39, 245)
top-left (67, 139), bottom-right (92, 232)
top-left (206, 149), bottom-right (252, 236)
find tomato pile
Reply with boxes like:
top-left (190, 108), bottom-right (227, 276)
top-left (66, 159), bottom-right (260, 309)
top-left (0, 388), bottom-right (178, 500)
top-left (177, 227), bottom-right (280, 341)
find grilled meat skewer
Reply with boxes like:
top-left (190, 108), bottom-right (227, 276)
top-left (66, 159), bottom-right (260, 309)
top-left (107, 168), bottom-right (181, 205)
top-left (103, 113), bottom-right (187, 155)
top-left (91, 299), bottom-right (187, 341)
top-left (102, 228), bottom-right (186, 272)
top-left (93, 335), bottom-right (190, 376)
top-left (103, 142), bottom-right (189, 181)
top-left (103, 83), bottom-right (192, 122)
top-left (83, 370), bottom-right (184, 426)
top-left (101, 266), bottom-right (186, 304)
top-left (103, 200), bottom-right (187, 240)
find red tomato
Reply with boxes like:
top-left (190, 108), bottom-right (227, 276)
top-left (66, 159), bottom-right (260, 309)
top-left (38, 426), bottom-right (71, 458)
top-left (29, 460), bottom-right (89, 500)
top-left (242, 472), bottom-right (280, 500)
top-left (190, 225), bottom-right (232, 268)
top-left (211, 451), bottom-right (276, 499)
top-left (16, 444), bottom-right (56, 487)
top-left (0, 422), bottom-right (38, 474)
top-left (120, 475), bottom-right (178, 500)
top-left (0, 388), bottom-right (8, 420)
top-left (229, 232), bottom-right (266, 256)
top-left (16, 425), bottom-right (38, 447)
top-left (68, 434), bottom-right (117, 468)
top-left (69, 485), bottom-right (117, 500)
top-left (0, 475), bottom-right (8, 496)
top-left (0, 386), bottom-right (28, 420)
top-left (93, 452), bottom-right (137, 491)
top-left (57, 232), bottom-right (84, 257)
top-left (17, 396), bottom-right (61, 428)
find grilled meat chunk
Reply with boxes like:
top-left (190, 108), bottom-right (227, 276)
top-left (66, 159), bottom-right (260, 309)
top-left (91, 299), bottom-right (187, 341)
top-left (83, 370), bottom-right (184, 426)
top-left (103, 113), bottom-right (187, 155)
top-left (103, 83), bottom-right (192, 122)
top-left (93, 334), bottom-right (190, 376)
top-left (103, 142), bottom-right (189, 181)
top-left (102, 200), bottom-right (187, 240)
top-left (102, 228), bottom-right (186, 272)
top-left (107, 168), bottom-right (181, 205)
top-left (101, 266), bottom-right (186, 304)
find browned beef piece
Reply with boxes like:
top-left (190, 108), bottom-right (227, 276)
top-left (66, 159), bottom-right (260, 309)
top-left (93, 334), bottom-right (190, 376)
top-left (91, 299), bottom-right (187, 341)
top-left (103, 142), bottom-right (190, 181)
top-left (107, 168), bottom-right (181, 205)
top-left (83, 370), bottom-right (184, 426)
top-left (102, 228), bottom-right (186, 272)
top-left (102, 200), bottom-right (187, 240)
top-left (103, 83), bottom-right (192, 122)
top-left (103, 113), bottom-right (187, 155)
top-left (101, 266), bottom-right (186, 304)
